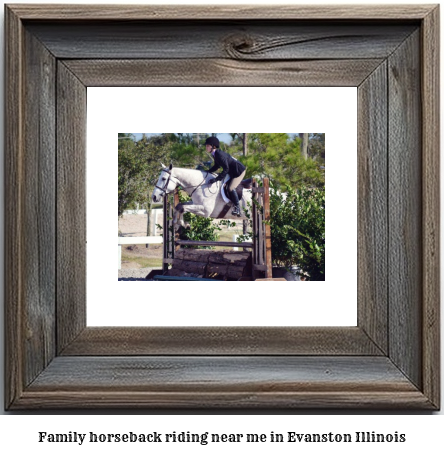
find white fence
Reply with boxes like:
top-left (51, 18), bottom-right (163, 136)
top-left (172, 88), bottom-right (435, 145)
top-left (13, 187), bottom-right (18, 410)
top-left (122, 209), bottom-right (147, 215)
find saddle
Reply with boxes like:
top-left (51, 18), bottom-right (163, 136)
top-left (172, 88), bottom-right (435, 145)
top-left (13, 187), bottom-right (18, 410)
top-left (222, 178), bottom-right (252, 201)
top-left (219, 178), bottom-right (252, 218)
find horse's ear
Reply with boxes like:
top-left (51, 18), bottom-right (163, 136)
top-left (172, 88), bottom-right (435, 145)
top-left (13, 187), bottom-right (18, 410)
top-left (169, 163), bottom-right (173, 170)
top-left (161, 162), bottom-right (166, 169)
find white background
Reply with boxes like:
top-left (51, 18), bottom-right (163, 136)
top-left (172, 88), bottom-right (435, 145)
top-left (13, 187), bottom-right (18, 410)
top-left (87, 87), bottom-right (357, 326)
top-left (0, 0), bottom-right (442, 445)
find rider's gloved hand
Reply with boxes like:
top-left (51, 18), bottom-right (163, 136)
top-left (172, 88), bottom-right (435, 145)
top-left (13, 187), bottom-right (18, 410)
top-left (208, 178), bottom-right (216, 185)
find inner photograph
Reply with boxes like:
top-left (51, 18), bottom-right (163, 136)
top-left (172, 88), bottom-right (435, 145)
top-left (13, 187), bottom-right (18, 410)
top-left (118, 133), bottom-right (325, 282)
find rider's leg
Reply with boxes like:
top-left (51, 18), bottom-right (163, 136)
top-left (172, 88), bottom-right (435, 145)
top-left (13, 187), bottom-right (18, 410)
top-left (228, 171), bottom-right (246, 216)
top-left (229, 190), bottom-right (241, 216)
top-left (228, 170), bottom-right (246, 193)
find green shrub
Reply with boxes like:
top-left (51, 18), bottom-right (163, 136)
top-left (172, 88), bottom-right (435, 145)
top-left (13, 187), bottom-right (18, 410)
top-left (179, 214), bottom-right (221, 247)
top-left (269, 184), bottom-right (325, 280)
top-left (239, 182), bottom-right (325, 280)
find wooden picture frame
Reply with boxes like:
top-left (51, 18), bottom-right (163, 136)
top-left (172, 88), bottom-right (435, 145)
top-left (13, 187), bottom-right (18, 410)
top-left (5, 4), bottom-right (440, 410)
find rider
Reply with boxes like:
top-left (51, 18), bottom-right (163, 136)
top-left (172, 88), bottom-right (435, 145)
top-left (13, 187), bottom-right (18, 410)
top-left (205, 136), bottom-right (246, 217)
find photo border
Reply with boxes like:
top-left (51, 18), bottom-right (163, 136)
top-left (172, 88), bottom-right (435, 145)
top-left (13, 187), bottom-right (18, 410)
top-left (5, 4), bottom-right (440, 409)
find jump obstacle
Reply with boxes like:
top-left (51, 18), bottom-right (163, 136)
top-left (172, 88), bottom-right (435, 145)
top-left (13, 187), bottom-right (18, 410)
top-left (154, 178), bottom-right (272, 281)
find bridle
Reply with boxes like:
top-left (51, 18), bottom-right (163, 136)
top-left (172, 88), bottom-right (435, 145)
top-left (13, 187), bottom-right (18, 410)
top-left (154, 169), bottom-right (181, 197)
top-left (155, 167), bottom-right (216, 198)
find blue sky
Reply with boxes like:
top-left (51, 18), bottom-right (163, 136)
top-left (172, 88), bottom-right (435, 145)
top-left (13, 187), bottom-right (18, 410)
top-left (132, 133), bottom-right (297, 144)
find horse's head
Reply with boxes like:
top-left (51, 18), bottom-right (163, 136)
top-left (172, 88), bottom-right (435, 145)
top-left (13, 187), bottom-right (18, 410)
top-left (151, 163), bottom-right (178, 203)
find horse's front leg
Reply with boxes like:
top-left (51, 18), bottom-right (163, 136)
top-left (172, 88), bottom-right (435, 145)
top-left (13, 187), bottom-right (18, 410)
top-left (173, 202), bottom-right (207, 229)
top-left (182, 203), bottom-right (207, 217)
top-left (173, 203), bottom-right (188, 229)
top-left (173, 202), bottom-right (208, 230)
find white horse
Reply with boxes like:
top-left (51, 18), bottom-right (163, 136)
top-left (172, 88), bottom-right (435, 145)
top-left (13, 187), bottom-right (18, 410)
top-left (151, 164), bottom-right (252, 229)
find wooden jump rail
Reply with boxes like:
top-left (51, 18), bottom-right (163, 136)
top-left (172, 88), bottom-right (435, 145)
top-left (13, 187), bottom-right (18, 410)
top-left (175, 240), bottom-right (253, 248)
top-left (162, 177), bottom-right (272, 280)
top-left (251, 178), bottom-right (272, 279)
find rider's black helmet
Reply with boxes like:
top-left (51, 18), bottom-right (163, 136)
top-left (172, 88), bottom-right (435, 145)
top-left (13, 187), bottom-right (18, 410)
top-left (205, 136), bottom-right (220, 148)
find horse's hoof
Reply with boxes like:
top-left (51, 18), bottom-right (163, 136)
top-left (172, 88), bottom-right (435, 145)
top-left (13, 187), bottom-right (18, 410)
top-left (185, 223), bottom-right (190, 229)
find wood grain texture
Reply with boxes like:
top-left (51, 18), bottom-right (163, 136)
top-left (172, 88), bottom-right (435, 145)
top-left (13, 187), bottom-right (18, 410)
top-left (5, 4), bottom-right (24, 410)
top-left (357, 62), bottom-right (388, 354)
top-left (7, 4), bottom-right (435, 20)
top-left (14, 356), bottom-right (433, 409)
top-left (421, 6), bottom-right (440, 409)
top-left (56, 62), bottom-right (87, 353)
top-left (16, 390), bottom-right (433, 410)
top-left (22, 28), bottom-right (57, 387)
top-left (60, 327), bottom-right (383, 356)
top-left (26, 22), bottom-right (416, 60)
top-left (29, 356), bottom-right (418, 391)
top-left (388, 31), bottom-right (422, 389)
top-left (5, 10), bottom-right (58, 409)
top-left (63, 59), bottom-right (384, 88)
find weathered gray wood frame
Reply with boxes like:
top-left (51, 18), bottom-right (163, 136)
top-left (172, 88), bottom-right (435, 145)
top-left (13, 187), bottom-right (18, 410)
top-left (5, 5), bottom-right (440, 409)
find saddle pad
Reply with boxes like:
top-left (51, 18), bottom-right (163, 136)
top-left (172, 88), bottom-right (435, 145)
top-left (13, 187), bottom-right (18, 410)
top-left (220, 175), bottom-right (231, 203)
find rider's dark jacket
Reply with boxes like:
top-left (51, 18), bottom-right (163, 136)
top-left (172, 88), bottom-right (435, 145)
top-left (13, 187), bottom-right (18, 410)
top-left (208, 149), bottom-right (246, 182)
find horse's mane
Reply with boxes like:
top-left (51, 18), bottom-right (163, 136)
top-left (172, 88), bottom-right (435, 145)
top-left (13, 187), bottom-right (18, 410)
top-left (166, 166), bottom-right (207, 174)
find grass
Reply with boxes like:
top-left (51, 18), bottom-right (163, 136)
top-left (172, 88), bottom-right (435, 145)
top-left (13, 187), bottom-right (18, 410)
top-left (121, 255), bottom-right (163, 268)
top-left (217, 228), bottom-right (249, 242)
top-left (121, 243), bottom-right (163, 269)
top-left (218, 232), bottom-right (237, 242)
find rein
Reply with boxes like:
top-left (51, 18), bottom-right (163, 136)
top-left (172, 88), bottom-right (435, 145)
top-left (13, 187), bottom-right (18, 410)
top-left (157, 169), bottom-right (216, 197)
top-left (188, 173), bottom-right (211, 197)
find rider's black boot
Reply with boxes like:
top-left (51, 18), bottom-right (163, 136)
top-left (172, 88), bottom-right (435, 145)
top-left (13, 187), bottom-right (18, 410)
top-left (229, 190), bottom-right (242, 217)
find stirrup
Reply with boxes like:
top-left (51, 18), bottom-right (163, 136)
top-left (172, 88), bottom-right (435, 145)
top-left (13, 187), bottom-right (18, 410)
top-left (231, 205), bottom-right (242, 217)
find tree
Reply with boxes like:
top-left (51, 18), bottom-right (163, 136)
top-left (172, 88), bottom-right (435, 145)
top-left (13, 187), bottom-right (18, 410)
top-left (241, 133), bottom-right (324, 189)
top-left (118, 132), bottom-right (135, 144)
top-left (230, 133), bottom-right (248, 156)
top-left (118, 134), bottom-right (171, 217)
top-left (118, 134), bottom-right (147, 217)
top-left (242, 133), bottom-right (248, 157)
top-left (308, 133), bottom-right (325, 163)
top-left (299, 133), bottom-right (309, 159)
top-left (169, 133), bottom-right (227, 168)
